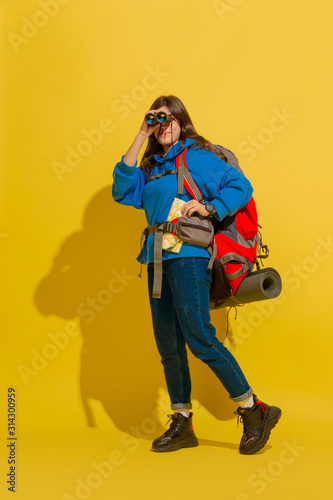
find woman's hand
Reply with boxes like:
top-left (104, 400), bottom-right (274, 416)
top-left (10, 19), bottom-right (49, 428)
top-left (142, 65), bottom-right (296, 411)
top-left (137, 110), bottom-right (161, 139)
top-left (123, 110), bottom-right (160, 166)
top-left (181, 200), bottom-right (210, 218)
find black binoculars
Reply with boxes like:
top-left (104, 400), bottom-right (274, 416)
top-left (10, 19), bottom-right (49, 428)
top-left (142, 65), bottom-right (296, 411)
top-left (144, 111), bottom-right (173, 125)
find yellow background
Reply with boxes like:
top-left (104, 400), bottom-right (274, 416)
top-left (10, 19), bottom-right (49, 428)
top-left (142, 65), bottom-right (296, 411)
top-left (1, 0), bottom-right (332, 499)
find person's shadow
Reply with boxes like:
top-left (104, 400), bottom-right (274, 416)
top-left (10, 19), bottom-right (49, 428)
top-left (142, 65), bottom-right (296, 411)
top-left (34, 186), bottom-right (236, 439)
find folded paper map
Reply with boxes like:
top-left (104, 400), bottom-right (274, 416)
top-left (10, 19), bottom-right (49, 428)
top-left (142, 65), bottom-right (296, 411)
top-left (162, 198), bottom-right (186, 253)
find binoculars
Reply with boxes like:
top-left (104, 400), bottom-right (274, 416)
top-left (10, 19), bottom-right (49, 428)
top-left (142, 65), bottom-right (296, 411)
top-left (145, 111), bottom-right (173, 125)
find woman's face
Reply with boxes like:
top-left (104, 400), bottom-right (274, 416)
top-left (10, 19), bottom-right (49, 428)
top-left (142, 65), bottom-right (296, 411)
top-left (153, 105), bottom-right (181, 153)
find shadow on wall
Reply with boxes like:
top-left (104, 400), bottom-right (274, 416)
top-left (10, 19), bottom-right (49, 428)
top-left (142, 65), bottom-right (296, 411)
top-left (34, 185), bottom-right (236, 437)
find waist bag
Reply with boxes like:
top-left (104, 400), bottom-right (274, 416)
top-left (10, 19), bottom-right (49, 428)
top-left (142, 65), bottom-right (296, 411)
top-left (140, 146), bottom-right (267, 302)
top-left (140, 215), bottom-right (216, 299)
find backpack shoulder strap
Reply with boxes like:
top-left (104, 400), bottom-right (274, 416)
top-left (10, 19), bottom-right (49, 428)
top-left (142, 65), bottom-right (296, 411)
top-left (146, 169), bottom-right (177, 183)
top-left (176, 148), bottom-right (203, 201)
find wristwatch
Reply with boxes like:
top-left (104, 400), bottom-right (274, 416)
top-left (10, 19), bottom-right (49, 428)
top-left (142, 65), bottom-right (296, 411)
top-left (205, 203), bottom-right (215, 217)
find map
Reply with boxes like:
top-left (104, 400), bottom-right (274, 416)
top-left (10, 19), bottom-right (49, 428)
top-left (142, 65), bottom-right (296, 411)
top-left (162, 198), bottom-right (186, 253)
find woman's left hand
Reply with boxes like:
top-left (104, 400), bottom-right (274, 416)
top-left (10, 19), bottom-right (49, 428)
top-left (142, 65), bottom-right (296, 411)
top-left (181, 200), bottom-right (209, 218)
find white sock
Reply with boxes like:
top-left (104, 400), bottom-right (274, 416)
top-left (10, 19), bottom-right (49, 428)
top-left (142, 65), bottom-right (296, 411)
top-left (174, 410), bottom-right (190, 418)
top-left (239, 396), bottom-right (254, 409)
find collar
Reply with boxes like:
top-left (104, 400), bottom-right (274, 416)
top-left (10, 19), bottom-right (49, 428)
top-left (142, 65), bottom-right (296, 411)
top-left (153, 138), bottom-right (196, 163)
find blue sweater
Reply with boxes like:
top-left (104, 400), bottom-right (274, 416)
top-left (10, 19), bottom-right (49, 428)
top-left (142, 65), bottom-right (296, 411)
top-left (112, 138), bottom-right (253, 264)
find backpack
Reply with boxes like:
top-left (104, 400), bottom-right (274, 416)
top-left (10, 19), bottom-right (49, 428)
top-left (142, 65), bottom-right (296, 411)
top-left (140, 144), bottom-right (280, 307)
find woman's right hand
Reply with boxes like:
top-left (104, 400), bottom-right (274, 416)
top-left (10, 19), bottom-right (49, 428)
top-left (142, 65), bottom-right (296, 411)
top-left (138, 110), bottom-right (161, 139)
top-left (123, 110), bottom-right (160, 166)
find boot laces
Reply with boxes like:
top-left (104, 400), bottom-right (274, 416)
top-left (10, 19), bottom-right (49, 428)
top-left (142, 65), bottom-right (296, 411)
top-left (165, 414), bottom-right (176, 427)
top-left (163, 414), bottom-right (177, 436)
top-left (234, 400), bottom-right (266, 436)
top-left (234, 409), bottom-right (254, 441)
top-left (234, 398), bottom-right (266, 427)
top-left (234, 409), bottom-right (249, 429)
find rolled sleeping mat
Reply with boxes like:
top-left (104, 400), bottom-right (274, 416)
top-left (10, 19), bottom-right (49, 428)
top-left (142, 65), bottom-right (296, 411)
top-left (212, 267), bottom-right (282, 309)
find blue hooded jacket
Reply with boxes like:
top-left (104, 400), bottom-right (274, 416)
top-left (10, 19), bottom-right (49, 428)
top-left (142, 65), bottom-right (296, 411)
top-left (112, 138), bottom-right (253, 264)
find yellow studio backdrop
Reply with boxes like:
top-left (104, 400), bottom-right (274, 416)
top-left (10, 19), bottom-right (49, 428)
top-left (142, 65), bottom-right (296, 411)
top-left (1, 0), bottom-right (332, 499)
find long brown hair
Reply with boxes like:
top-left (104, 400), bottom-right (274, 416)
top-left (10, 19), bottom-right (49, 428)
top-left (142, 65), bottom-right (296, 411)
top-left (140, 95), bottom-right (226, 176)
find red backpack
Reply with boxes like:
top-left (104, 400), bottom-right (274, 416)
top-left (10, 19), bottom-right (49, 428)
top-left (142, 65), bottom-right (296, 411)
top-left (175, 146), bottom-right (267, 306)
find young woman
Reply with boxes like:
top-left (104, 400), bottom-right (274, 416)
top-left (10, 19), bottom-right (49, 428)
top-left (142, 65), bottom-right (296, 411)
top-left (112, 95), bottom-right (281, 455)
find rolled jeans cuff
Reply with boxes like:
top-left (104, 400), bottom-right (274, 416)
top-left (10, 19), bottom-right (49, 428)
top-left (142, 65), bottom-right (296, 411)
top-left (230, 388), bottom-right (253, 403)
top-left (171, 402), bottom-right (192, 410)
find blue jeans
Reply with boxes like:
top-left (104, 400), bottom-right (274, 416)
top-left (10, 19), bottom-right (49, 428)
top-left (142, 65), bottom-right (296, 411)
top-left (148, 257), bottom-right (253, 410)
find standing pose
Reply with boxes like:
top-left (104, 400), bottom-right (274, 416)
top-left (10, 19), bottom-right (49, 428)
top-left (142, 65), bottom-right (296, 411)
top-left (112, 95), bottom-right (281, 454)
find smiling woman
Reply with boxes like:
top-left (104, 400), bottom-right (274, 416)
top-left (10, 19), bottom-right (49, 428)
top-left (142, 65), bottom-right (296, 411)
top-left (138, 95), bottom-right (225, 176)
top-left (112, 94), bottom-right (282, 455)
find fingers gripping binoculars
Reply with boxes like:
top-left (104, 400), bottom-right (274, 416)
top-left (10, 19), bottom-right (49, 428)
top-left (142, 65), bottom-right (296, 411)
top-left (145, 111), bottom-right (174, 125)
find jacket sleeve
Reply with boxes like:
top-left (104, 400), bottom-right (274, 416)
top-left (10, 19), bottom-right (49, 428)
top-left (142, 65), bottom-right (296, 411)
top-left (112, 155), bottom-right (146, 209)
top-left (202, 152), bottom-right (253, 221)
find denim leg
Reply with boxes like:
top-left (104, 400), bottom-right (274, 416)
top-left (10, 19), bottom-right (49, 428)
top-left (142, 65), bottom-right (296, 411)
top-left (148, 265), bottom-right (192, 409)
top-left (164, 258), bottom-right (253, 402)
